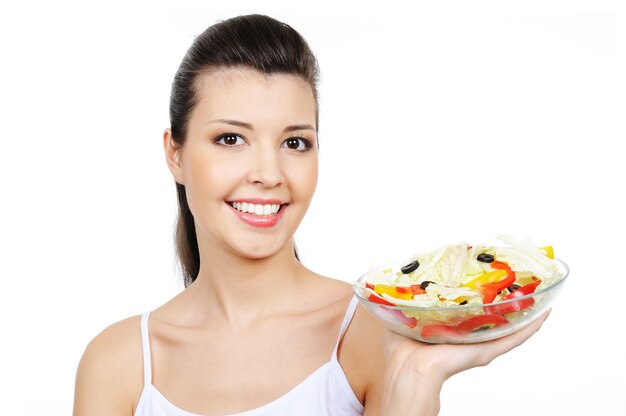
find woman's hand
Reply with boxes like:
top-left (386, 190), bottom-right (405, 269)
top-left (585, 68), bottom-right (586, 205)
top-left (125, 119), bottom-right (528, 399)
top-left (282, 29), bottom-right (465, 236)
top-left (379, 310), bottom-right (550, 415)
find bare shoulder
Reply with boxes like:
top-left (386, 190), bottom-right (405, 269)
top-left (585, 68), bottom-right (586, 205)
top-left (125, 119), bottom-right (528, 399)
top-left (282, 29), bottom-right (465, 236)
top-left (310, 271), bottom-right (387, 409)
top-left (340, 300), bottom-right (388, 412)
top-left (302, 271), bottom-right (355, 309)
top-left (74, 315), bottom-right (144, 416)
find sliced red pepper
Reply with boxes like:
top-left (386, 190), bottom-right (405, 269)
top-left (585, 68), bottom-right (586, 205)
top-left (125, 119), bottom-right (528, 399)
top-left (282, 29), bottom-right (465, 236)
top-left (365, 282), bottom-right (375, 290)
top-left (490, 261), bottom-right (511, 271)
top-left (485, 297), bottom-right (534, 315)
top-left (367, 293), bottom-right (395, 306)
top-left (374, 284), bottom-right (414, 300)
top-left (480, 272), bottom-right (516, 304)
top-left (456, 314), bottom-right (509, 333)
top-left (492, 261), bottom-right (516, 280)
top-left (479, 260), bottom-right (517, 304)
top-left (484, 279), bottom-right (541, 315)
top-left (381, 285), bottom-right (425, 296)
top-left (422, 314), bottom-right (509, 340)
top-left (410, 284), bottom-right (426, 295)
top-left (421, 324), bottom-right (464, 340)
top-left (504, 279), bottom-right (541, 299)
top-left (366, 294), bottom-right (417, 328)
top-left (395, 286), bottom-right (411, 294)
top-left (481, 288), bottom-right (498, 305)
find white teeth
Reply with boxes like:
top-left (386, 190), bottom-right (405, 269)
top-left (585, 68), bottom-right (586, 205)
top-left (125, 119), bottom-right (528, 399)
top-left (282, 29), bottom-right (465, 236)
top-left (230, 202), bottom-right (282, 216)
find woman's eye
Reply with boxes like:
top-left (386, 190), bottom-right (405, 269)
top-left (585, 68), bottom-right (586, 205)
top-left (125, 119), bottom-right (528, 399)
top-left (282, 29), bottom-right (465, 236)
top-left (215, 133), bottom-right (245, 146)
top-left (283, 137), bottom-right (312, 151)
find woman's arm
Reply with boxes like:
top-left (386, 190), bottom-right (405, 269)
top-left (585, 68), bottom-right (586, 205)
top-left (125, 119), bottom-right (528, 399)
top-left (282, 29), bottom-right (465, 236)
top-left (380, 364), bottom-right (443, 415)
top-left (73, 317), bottom-right (143, 416)
top-left (378, 310), bottom-right (550, 415)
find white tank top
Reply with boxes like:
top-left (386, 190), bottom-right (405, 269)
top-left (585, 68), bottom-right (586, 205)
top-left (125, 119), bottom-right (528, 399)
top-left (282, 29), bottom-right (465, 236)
top-left (134, 296), bottom-right (365, 416)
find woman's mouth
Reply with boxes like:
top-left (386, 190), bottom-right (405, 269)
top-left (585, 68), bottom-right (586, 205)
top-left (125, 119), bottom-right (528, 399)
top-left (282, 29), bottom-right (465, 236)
top-left (228, 201), bottom-right (282, 216)
top-left (225, 200), bottom-right (287, 227)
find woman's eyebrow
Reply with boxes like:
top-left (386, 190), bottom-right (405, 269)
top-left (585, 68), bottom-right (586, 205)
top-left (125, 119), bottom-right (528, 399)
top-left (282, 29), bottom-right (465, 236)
top-left (283, 124), bottom-right (315, 133)
top-left (206, 119), bottom-right (315, 133)
top-left (206, 119), bottom-right (253, 129)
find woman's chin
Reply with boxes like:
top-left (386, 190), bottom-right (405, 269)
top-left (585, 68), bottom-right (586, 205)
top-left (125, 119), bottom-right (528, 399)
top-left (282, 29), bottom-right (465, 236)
top-left (230, 240), bottom-right (292, 261)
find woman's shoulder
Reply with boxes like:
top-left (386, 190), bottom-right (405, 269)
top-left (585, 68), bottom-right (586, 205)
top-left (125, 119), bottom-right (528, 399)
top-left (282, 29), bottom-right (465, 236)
top-left (337, 284), bottom-right (388, 409)
top-left (74, 314), bottom-right (144, 415)
top-left (309, 271), bottom-right (355, 297)
top-left (310, 272), bottom-right (387, 405)
top-left (79, 314), bottom-right (145, 366)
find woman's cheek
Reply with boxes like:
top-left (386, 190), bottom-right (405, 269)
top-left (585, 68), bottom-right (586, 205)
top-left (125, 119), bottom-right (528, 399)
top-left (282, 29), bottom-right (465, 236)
top-left (300, 158), bottom-right (318, 195)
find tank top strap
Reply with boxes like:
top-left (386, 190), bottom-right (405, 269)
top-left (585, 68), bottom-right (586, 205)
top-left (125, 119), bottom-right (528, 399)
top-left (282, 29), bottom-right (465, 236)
top-left (140, 311), bottom-right (152, 387)
top-left (331, 295), bottom-right (359, 360)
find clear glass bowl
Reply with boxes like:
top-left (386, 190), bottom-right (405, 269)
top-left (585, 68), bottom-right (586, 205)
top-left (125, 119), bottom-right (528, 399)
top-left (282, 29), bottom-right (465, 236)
top-left (353, 259), bottom-right (569, 344)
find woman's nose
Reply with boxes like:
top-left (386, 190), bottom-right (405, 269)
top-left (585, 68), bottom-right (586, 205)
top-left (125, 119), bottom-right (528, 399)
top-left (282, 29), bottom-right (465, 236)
top-left (246, 145), bottom-right (285, 188)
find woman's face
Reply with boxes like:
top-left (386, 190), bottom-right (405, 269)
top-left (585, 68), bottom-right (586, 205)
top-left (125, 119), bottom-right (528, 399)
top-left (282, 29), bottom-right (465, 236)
top-left (165, 68), bottom-right (318, 259)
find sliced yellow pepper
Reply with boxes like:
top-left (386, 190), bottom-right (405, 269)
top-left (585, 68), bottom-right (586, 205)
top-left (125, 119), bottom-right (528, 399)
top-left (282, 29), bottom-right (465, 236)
top-left (541, 245), bottom-right (554, 259)
top-left (462, 270), bottom-right (507, 289)
top-left (374, 284), bottom-right (414, 300)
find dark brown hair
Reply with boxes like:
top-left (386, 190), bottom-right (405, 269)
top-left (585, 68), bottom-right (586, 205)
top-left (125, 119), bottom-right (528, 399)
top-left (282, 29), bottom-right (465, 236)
top-left (168, 14), bottom-right (320, 287)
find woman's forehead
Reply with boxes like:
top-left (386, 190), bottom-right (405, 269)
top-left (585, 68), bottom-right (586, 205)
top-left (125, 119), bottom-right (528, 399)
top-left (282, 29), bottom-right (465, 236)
top-left (191, 68), bottom-right (317, 127)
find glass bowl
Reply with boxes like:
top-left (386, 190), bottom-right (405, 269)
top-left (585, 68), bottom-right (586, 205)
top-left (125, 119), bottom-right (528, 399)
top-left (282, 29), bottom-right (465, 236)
top-left (353, 259), bottom-right (569, 344)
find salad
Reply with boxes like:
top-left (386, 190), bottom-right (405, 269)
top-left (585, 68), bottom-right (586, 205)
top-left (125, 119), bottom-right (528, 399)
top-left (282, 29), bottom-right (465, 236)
top-left (355, 235), bottom-right (565, 342)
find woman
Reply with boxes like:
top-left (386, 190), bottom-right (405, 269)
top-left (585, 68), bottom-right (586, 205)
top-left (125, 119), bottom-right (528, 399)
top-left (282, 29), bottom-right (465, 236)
top-left (73, 14), bottom-right (548, 415)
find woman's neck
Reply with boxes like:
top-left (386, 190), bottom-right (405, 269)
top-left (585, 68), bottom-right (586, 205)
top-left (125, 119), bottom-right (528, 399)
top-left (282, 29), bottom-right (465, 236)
top-left (185, 240), bottom-right (313, 328)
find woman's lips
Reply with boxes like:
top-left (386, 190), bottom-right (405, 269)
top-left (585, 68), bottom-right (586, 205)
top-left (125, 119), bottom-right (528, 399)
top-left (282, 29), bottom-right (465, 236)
top-left (226, 201), bottom-right (286, 228)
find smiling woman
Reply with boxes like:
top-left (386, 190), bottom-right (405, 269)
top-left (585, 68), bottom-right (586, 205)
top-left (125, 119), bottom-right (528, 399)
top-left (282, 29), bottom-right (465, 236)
top-left (72, 14), bottom-right (549, 416)
top-left (166, 68), bottom-right (319, 265)
top-left (165, 15), bottom-right (320, 286)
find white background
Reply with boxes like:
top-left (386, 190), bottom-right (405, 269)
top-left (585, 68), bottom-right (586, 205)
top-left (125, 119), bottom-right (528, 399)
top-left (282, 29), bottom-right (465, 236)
top-left (1, 0), bottom-right (624, 414)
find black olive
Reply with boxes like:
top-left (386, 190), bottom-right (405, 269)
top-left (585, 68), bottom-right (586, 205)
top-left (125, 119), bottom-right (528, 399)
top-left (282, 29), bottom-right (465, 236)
top-left (420, 280), bottom-right (435, 290)
top-left (460, 300), bottom-right (468, 305)
top-left (477, 253), bottom-right (495, 263)
top-left (507, 284), bottom-right (521, 293)
top-left (401, 260), bottom-right (420, 274)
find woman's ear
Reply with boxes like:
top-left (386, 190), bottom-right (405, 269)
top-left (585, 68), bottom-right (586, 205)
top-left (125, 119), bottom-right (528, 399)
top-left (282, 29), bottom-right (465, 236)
top-left (163, 128), bottom-right (185, 185)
